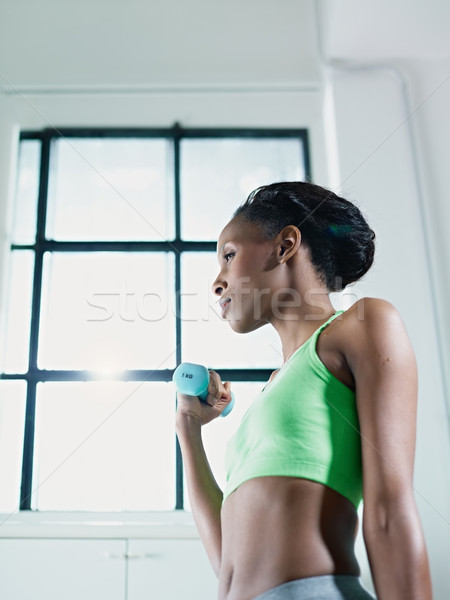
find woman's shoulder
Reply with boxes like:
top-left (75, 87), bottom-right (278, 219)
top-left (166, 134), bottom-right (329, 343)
top-left (316, 298), bottom-right (409, 390)
top-left (343, 296), bottom-right (400, 324)
top-left (337, 297), bottom-right (410, 357)
top-left (320, 297), bottom-right (404, 353)
top-left (317, 297), bottom-right (415, 391)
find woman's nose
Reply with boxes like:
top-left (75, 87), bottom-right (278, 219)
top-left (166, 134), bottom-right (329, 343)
top-left (212, 273), bottom-right (226, 296)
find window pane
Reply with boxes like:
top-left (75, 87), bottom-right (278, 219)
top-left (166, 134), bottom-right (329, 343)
top-left (181, 138), bottom-right (306, 240)
top-left (181, 253), bottom-right (282, 368)
top-left (38, 252), bottom-right (176, 370)
top-left (33, 382), bottom-right (175, 511)
top-left (1, 251), bottom-right (34, 373)
top-left (12, 140), bottom-right (40, 244)
top-left (0, 381), bottom-right (26, 512)
top-left (46, 138), bottom-right (174, 241)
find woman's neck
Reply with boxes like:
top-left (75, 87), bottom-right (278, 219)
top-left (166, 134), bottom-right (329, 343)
top-left (271, 297), bottom-right (336, 363)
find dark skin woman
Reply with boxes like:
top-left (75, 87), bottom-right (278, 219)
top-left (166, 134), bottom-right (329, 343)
top-left (176, 182), bottom-right (433, 600)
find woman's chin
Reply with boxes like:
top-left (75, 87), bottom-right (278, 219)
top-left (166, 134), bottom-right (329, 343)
top-left (228, 318), bottom-right (267, 335)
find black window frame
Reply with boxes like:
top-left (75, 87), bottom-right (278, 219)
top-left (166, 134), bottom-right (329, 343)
top-left (1, 124), bottom-right (311, 511)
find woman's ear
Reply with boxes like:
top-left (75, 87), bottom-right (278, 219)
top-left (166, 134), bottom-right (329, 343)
top-left (278, 225), bottom-right (301, 263)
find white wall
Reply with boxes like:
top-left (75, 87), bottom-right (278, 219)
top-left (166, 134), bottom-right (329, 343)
top-left (321, 0), bottom-right (450, 399)
top-left (401, 58), bottom-right (450, 401)
top-left (321, 2), bottom-right (450, 597)
top-left (326, 66), bottom-right (450, 599)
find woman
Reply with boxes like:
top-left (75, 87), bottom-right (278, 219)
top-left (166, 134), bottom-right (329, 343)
top-left (176, 182), bottom-right (432, 600)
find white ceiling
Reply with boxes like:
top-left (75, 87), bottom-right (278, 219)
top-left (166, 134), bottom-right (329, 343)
top-left (0, 0), bottom-right (322, 90)
top-left (323, 0), bottom-right (450, 60)
top-left (1, 0), bottom-right (448, 92)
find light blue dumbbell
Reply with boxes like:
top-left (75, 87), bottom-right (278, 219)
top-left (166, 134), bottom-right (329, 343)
top-left (173, 363), bottom-right (235, 417)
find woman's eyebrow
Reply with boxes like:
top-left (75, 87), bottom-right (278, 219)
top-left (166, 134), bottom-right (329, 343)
top-left (218, 241), bottom-right (231, 254)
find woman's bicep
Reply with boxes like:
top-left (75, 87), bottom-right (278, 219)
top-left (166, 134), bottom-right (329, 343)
top-left (347, 300), bottom-right (418, 514)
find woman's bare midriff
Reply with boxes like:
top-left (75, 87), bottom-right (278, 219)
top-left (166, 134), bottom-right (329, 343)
top-left (218, 476), bottom-right (360, 600)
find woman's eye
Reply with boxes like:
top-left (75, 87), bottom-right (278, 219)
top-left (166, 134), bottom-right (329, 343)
top-left (224, 252), bottom-right (235, 263)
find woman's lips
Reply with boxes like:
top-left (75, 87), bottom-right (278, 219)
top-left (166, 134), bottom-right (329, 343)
top-left (219, 298), bottom-right (231, 318)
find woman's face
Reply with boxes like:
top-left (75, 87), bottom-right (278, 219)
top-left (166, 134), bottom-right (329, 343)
top-left (212, 217), bottom-right (283, 334)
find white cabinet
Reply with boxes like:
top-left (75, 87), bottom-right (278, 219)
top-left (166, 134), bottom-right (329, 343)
top-left (0, 539), bottom-right (126, 600)
top-left (0, 537), bottom-right (218, 600)
top-left (127, 539), bottom-right (217, 600)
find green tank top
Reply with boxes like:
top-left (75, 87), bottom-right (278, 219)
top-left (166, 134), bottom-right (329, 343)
top-left (223, 311), bottom-right (363, 508)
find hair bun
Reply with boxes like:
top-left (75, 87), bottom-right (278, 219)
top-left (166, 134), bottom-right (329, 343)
top-left (234, 181), bottom-right (375, 292)
top-left (325, 213), bottom-right (376, 291)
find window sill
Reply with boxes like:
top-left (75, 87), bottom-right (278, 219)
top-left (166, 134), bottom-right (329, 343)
top-left (0, 511), bottom-right (198, 539)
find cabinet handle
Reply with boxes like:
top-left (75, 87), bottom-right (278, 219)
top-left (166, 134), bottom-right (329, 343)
top-left (105, 552), bottom-right (124, 559)
top-left (105, 552), bottom-right (162, 560)
top-left (126, 552), bottom-right (162, 560)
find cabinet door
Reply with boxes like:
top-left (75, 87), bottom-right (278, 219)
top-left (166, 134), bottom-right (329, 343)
top-left (127, 539), bottom-right (217, 600)
top-left (0, 539), bottom-right (126, 600)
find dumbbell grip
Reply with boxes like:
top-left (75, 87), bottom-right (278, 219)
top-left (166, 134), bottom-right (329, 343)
top-left (173, 363), bottom-right (234, 417)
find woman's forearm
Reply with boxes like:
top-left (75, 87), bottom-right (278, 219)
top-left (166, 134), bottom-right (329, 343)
top-left (176, 415), bottom-right (223, 576)
top-left (364, 504), bottom-right (432, 600)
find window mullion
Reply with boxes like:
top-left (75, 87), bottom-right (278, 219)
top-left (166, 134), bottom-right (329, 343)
top-left (173, 124), bottom-right (184, 510)
top-left (20, 132), bottom-right (51, 510)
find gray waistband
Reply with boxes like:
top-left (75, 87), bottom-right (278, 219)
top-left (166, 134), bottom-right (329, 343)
top-left (252, 575), bottom-right (376, 600)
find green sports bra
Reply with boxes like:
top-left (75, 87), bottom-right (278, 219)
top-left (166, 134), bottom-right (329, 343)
top-left (223, 311), bottom-right (363, 509)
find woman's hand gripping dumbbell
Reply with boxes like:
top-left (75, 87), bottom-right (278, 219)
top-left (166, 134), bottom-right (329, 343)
top-left (173, 363), bottom-right (235, 423)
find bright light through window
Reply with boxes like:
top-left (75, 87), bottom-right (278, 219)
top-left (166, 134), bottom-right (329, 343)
top-left (0, 126), bottom-right (310, 512)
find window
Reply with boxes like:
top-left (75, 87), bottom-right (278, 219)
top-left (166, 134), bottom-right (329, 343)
top-left (0, 125), bottom-right (310, 512)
